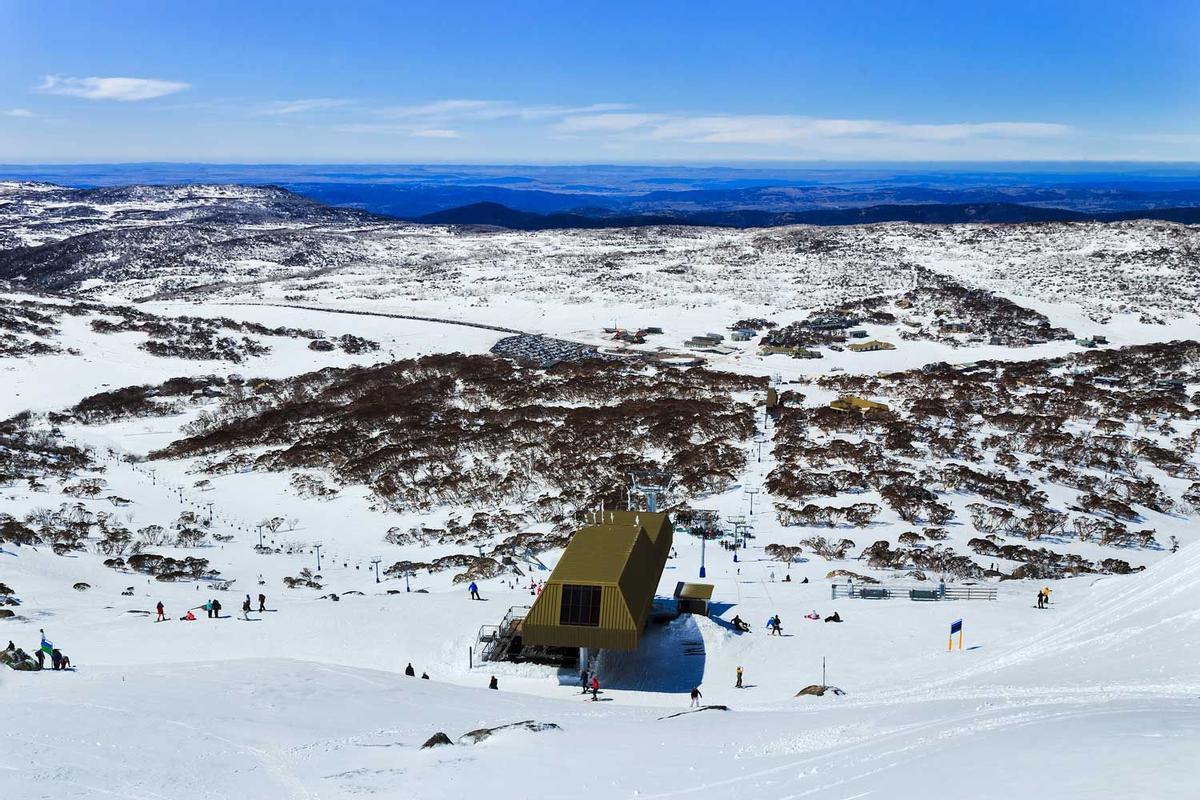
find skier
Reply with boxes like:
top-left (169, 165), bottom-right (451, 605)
top-left (590, 674), bottom-right (600, 701)
top-left (258, 593), bottom-right (266, 613)
top-left (735, 666), bottom-right (743, 688)
top-left (580, 667), bottom-right (590, 694)
top-left (241, 595), bottom-right (252, 620)
top-left (405, 662), bottom-right (415, 677)
top-left (468, 581), bottom-right (480, 601)
top-left (156, 601), bottom-right (165, 622)
top-left (204, 599), bottom-right (213, 619)
top-left (489, 675), bottom-right (499, 690)
top-left (212, 598), bottom-right (222, 618)
top-left (690, 686), bottom-right (703, 707)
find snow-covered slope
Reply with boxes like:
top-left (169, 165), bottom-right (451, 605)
top-left (2, 184), bottom-right (1198, 798)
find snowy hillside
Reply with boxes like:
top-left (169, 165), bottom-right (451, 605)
top-left (1, 184), bottom-right (1198, 798)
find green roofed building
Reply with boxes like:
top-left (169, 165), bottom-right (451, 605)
top-left (522, 510), bottom-right (672, 652)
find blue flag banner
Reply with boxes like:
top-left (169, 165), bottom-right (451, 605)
top-left (41, 637), bottom-right (53, 654)
top-left (950, 619), bottom-right (962, 635)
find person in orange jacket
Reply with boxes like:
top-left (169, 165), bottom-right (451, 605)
top-left (590, 674), bottom-right (600, 701)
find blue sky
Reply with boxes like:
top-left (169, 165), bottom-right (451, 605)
top-left (1, 0), bottom-right (1197, 163)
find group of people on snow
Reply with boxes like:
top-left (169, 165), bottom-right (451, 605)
top-left (155, 593), bottom-right (267, 622)
top-left (404, 662), bottom-right (430, 679)
top-left (579, 667), bottom-right (601, 700)
top-left (8, 630), bottom-right (72, 671)
top-left (1036, 586), bottom-right (1053, 609)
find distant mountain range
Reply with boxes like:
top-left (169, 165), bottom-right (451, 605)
top-left (414, 201), bottom-right (1200, 230)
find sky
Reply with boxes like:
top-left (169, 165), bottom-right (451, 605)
top-left (1, 0), bottom-right (1198, 164)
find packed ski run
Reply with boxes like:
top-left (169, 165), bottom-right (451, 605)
top-left (2, 184), bottom-right (1199, 799)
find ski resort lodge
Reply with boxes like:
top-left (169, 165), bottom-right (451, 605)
top-left (522, 510), bottom-right (673, 653)
top-left (830, 395), bottom-right (890, 415)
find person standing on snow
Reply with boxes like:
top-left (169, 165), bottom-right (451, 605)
top-left (489, 675), bottom-right (499, 690)
top-left (580, 667), bottom-right (590, 694)
top-left (204, 599), bottom-right (213, 619)
top-left (468, 582), bottom-right (481, 601)
top-left (735, 666), bottom-right (744, 688)
top-left (212, 598), bottom-right (222, 618)
top-left (155, 601), bottom-right (165, 622)
top-left (1036, 589), bottom-right (1045, 609)
top-left (405, 662), bottom-right (415, 677)
top-left (241, 595), bottom-right (252, 620)
top-left (690, 686), bottom-right (703, 707)
top-left (258, 593), bottom-right (266, 613)
top-left (590, 674), bottom-right (600, 701)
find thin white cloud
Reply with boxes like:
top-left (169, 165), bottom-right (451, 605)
top-left (598, 114), bottom-right (1072, 145)
top-left (37, 75), bottom-right (189, 102)
top-left (261, 98), bottom-right (348, 115)
top-left (410, 129), bottom-right (461, 139)
top-left (556, 112), bottom-right (667, 133)
top-left (379, 99), bottom-right (629, 121)
top-left (4, 108), bottom-right (35, 118)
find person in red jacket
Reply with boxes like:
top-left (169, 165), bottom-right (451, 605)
top-left (155, 601), bottom-right (165, 622)
top-left (590, 675), bottom-right (600, 701)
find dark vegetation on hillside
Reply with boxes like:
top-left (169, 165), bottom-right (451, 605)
top-left (150, 355), bottom-right (764, 523)
top-left (766, 340), bottom-right (1200, 579)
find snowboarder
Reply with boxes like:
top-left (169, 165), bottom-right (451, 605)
top-left (212, 598), bottom-right (222, 618)
top-left (1036, 589), bottom-right (1045, 609)
top-left (50, 648), bottom-right (63, 670)
top-left (824, 611), bottom-right (842, 623)
top-left (468, 582), bottom-right (480, 600)
top-left (241, 595), bottom-right (252, 620)
top-left (258, 593), bottom-right (266, 613)
top-left (731, 615), bottom-right (750, 633)
top-left (805, 610), bottom-right (820, 620)
top-left (405, 662), bottom-right (415, 677)
top-left (580, 668), bottom-right (590, 693)
top-left (204, 599), bottom-right (213, 618)
top-left (156, 601), bottom-right (165, 622)
top-left (590, 675), bottom-right (600, 701)
top-left (59, 653), bottom-right (71, 670)
top-left (489, 675), bottom-right (499, 690)
top-left (420, 672), bottom-right (429, 680)
top-left (735, 666), bottom-right (743, 688)
top-left (690, 686), bottom-right (703, 707)
top-left (181, 610), bottom-right (196, 621)
top-left (1042, 586), bottom-right (1052, 605)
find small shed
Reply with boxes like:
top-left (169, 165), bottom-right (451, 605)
top-left (674, 582), bottom-right (714, 615)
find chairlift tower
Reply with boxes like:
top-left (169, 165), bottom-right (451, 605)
top-left (690, 509), bottom-right (722, 579)
top-left (629, 469), bottom-right (674, 513)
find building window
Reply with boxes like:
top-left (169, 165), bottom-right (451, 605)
top-left (560, 584), bottom-right (601, 627)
